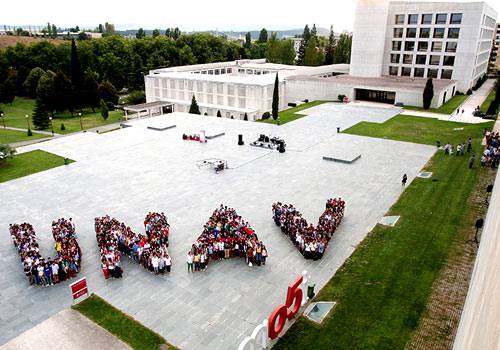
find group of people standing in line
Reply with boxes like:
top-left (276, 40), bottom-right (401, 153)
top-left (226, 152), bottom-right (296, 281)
top-left (272, 198), bottom-right (345, 260)
top-left (187, 205), bottom-right (267, 272)
top-left (95, 212), bottom-right (171, 279)
top-left (9, 218), bottom-right (81, 286)
top-left (481, 130), bottom-right (500, 168)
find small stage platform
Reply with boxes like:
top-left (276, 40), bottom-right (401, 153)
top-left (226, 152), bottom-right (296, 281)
top-left (147, 125), bottom-right (177, 131)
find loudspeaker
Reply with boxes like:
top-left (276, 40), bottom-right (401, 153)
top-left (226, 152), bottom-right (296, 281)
top-left (238, 134), bottom-right (244, 146)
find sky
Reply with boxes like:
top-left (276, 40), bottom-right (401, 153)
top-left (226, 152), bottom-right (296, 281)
top-left (0, 0), bottom-right (499, 32)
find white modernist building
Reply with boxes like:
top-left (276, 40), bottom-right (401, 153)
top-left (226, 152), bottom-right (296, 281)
top-left (350, 0), bottom-right (497, 92)
top-left (143, 1), bottom-right (497, 117)
top-left (145, 60), bottom-right (348, 120)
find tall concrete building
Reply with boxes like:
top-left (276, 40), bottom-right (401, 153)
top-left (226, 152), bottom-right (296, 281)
top-left (488, 23), bottom-right (500, 74)
top-left (350, 0), bottom-right (497, 91)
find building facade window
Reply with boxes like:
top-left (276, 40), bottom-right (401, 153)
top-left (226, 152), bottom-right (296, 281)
top-left (394, 28), bottom-right (404, 38)
top-left (450, 13), bottom-right (462, 24)
top-left (404, 41), bottom-right (415, 51)
top-left (392, 41), bottom-right (402, 51)
top-left (406, 28), bottom-right (417, 38)
top-left (419, 28), bottom-right (430, 38)
top-left (408, 14), bottom-right (418, 24)
top-left (434, 28), bottom-right (445, 38)
top-left (446, 42), bottom-right (457, 52)
top-left (432, 42), bottom-right (443, 52)
top-left (448, 28), bottom-right (460, 39)
top-left (421, 14), bottom-right (432, 24)
top-left (436, 14), bottom-right (447, 24)
top-left (429, 55), bottom-right (441, 65)
top-left (395, 14), bottom-right (404, 24)
top-left (441, 69), bottom-right (453, 79)
top-left (414, 68), bottom-right (425, 77)
top-left (416, 55), bottom-right (427, 65)
top-left (401, 67), bottom-right (412, 76)
top-left (418, 41), bottom-right (429, 51)
top-left (443, 56), bottom-right (455, 66)
top-left (428, 68), bottom-right (439, 78)
top-left (390, 54), bottom-right (400, 63)
top-left (389, 66), bottom-right (399, 76)
top-left (403, 54), bottom-right (413, 64)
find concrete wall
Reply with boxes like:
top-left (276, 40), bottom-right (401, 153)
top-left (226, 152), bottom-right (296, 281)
top-left (350, 0), bottom-right (391, 77)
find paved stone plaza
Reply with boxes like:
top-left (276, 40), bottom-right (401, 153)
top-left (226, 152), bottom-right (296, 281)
top-left (0, 103), bottom-right (435, 349)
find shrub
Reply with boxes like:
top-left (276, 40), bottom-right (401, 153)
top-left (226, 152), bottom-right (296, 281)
top-left (288, 103), bottom-right (297, 107)
top-left (60, 123), bottom-right (66, 131)
top-left (27, 128), bottom-right (33, 136)
top-left (126, 90), bottom-right (146, 105)
top-left (455, 91), bottom-right (464, 96)
top-left (217, 110), bottom-right (222, 118)
top-left (100, 99), bottom-right (109, 120)
top-left (106, 102), bottom-right (114, 111)
top-left (0, 144), bottom-right (16, 165)
top-left (338, 94), bottom-right (346, 101)
top-left (244, 113), bottom-right (248, 121)
top-left (303, 99), bottom-right (309, 103)
top-left (467, 89), bottom-right (472, 95)
top-left (262, 111), bottom-right (271, 120)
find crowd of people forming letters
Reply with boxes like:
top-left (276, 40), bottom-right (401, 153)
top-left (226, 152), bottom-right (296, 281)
top-left (187, 205), bottom-right (267, 271)
top-left (9, 199), bottom-right (349, 284)
top-left (95, 212), bottom-right (171, 279)
top-left (9, 218), bottom-right (81, 286)
top-left (272, 198), bottom-right (345, 260)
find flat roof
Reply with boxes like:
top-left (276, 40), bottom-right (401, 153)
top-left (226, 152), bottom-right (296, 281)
top-left (124, 101), bottom-right (173, 112)
top-left (287, 74), bottom-right (456, 91)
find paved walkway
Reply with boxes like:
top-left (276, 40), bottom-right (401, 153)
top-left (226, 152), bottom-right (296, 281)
top-left (2, 126), bottom-right (56, 136)
top-left (401, 79), bottom-right (496, 124)
top-left (454, 119), bottom-right (500, 350)
top-left (0, 309), bottom-right (130, 350)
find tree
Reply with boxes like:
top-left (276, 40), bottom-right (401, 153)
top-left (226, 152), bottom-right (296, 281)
top-left (189, 95), bottom-right (201, 114)
top-left (78, 32), bottom-right (89, 41)
top-left (266, 33), bottom-right (280, 63)
top-left (36, 70), bottom-right (56, 113)
top-left (423, 78), bottom-right (434, 110)
top-left (136, 28), bottom-right (145, 39)
top-left (310, 24), bottom-right (317, 41)
top-left (53, 71), bottom-right (74, 113)
top-left (217, 110), bottom-right (222, 118)
top-left (98, 80), bottom-right (118, 105)
top-left (32, 98), bottom-right (50, 129)
top-left (0, 79), bottom-right (15, 105)
top-left (302, 25), bottom-right (311, 43)
top-left (244, 32), bottom-right (252, 50)
top-left (0, 144), bottom-right (16, 166)
top-left (83, 69), bottom-right (100, 112)
top-left (324, 25), bottom-right (336, 65)
top-left (258, 28), bottom-right (268, 43)
top-left (486, 77), bottom-right (500, 115)
top-left (179, 45), bottom-right (197, 66)
top-left (51, 24), bottom-right (57, 38)
top-left (127, 53), bottom-right (145, 91)
top-left (279, 40), bottom-right (296, 65)
top-left (272, 73), bottom-right (279, 120)
top-left (152, 29), bottom-right (160, 38)
top-left (23, 67), bottom-right (45, 98)
top-left (70, 39), bottom-right (83, 90)
top-left (334, 33), bottom-right (352, 64)
top-left (244, 113), bottom-right (248, 121)
top-left (100, 99), bottom-right (109, 120)
top-left (297, 39), bottom-right (306, 65)
top-left (304, 37), bottom-right (324, 66)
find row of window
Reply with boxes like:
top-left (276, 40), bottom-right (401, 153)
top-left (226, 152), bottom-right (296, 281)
top-left (394, 27), bottom-right (459, 39)
top-left (392, 41), bottom-right (457, 53)
top-left (395, 13), bottom-right (462, 25)
top-left (389, 66), bottom-right (453, 79)
top-left (390, 53), bottom-right (455, 66)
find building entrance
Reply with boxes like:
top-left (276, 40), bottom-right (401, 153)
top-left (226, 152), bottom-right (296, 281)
top-left (355, 89), bottom-right (396, 104)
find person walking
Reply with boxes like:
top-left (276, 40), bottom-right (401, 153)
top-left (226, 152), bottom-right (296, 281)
top-left (402, 174), bottom-right (408, 186)
top-left (186, 252), bottom-right (194, 273)
top-left (467, 138), bottom-right (472, 153)
top-left (469, 154), bottom-right (476, 169)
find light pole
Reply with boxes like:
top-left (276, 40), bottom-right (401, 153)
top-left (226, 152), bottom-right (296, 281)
top-left (0, 112), bottom-right (5, 129)
top-left (78, 112), bottom-right (83, 131)
top-left (49, 116), bottom-right (54, 136)
top-left (25, 114), bottom-right (31, 130)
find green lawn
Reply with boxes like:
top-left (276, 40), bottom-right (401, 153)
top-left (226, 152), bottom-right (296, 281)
top-left (274, 116), bottom-right (493, 350)
top-left (344, 114), bottom-right (487, 146)
top-left (0, 150), bottom-right (73, 183)
top-left (404, 94), bottom-right (468, 115)
top-left (0, 128), bottom-right (49, 144)
top-left (258, 101), bottom-right (332, 125)
top-left (1, 97), bottom-right (124, 134)
top-left (73, 294), bottom-right (176, 350)
top-left (479, 88), bottom-right (497, 114)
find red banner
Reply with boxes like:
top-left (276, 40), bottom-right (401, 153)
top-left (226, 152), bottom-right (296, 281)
top-left (70, 277), bottom-right (88, 300)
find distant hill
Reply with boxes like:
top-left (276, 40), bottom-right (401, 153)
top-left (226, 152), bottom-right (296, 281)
top-left (0, 35), bottom-right (64, 49)
top-left (116, 27), bottom-right (331, 39)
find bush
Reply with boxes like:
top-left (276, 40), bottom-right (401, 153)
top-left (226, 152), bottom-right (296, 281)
top-left (288, 103), bottom-right (297, 107)
top-left (126, 90), bottom-right (146, 105)
top-left (60, 123), bottom-right (66, 131)
top-left (0, 144), bottom-right (16, 165)
top-left (338, 94), bottom-right (346, 101)
top-left (100, 99), bottom-right (109, 120)
top-left (261, 111), bottom-right (271, 120)
top-left (303, 99), bottom-right (309, 103)
top-left (106, 102), bottom-right (114, 111)
top-left (467, 89), bottom-right (473, 95)
top-left (27, 128), bottom-right (33, 136)
top-left (455, 91), bottom-right (464, 96)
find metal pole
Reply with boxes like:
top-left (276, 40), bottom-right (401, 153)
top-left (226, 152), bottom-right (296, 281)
top-left (79, 112), bottom-right (83, 130)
